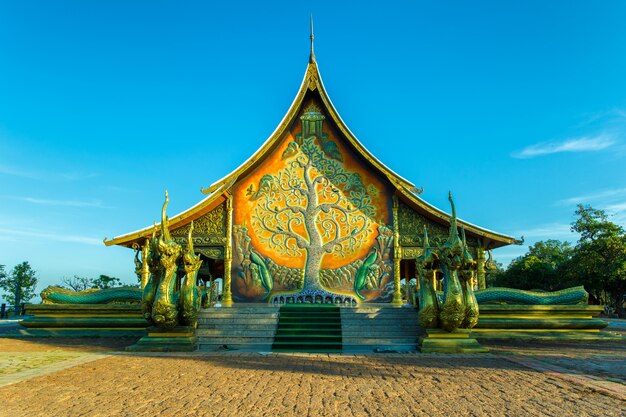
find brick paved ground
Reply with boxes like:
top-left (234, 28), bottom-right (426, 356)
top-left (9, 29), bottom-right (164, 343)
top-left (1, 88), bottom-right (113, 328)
top-left (1, 337), bottom-right (625, 417)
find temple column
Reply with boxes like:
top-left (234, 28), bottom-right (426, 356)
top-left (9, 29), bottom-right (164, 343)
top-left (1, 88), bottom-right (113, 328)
top-left (476, 247), bottom-right (486, 290)
top-left (222, 195), bottom-right (234, 307)
top-left (391, 195), bottom-right (403, 306)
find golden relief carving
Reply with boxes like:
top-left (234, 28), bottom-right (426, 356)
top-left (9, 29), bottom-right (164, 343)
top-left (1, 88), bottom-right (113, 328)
top-left (398, 201), bottom-right (448, 246)
top-left (172, 236), bottom-right (226, 246)
top-left (307, 63), bottom-right (319, 91)
top-left (171, 203), bottom-right (226, 238)
top-left (398, 201), bottom-right (480, 249)
top-left (401, 247), bottom-right (423, 259)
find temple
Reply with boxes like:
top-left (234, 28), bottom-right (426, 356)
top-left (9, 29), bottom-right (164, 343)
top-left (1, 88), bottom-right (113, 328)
top-left (104, 29), bottom-right (518, 307)
top-left (23, 27), bottom-right (611, 353)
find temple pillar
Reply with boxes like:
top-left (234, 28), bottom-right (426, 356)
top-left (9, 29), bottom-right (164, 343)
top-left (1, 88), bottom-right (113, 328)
top-left (476, 247), bottom-right (486, 290)
top-left (222, 195), bottom-right (234, 307)
top-left (391, 195), bottom-right (402, 306)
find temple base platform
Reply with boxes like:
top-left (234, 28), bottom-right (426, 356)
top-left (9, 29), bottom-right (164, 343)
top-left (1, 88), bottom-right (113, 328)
top-left (418, 329), bottom-right (489, 353)
top-left (126, 326), bottom-right (198, 352)
top-left (19, 303), bottom-right (147, 338)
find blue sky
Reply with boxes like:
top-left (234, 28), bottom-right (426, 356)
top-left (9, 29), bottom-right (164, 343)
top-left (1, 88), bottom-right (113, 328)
top-left (1, 1), bottom-right (625, 301)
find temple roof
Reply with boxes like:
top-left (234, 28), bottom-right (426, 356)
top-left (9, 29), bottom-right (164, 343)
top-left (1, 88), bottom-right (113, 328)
top-left (105, 45), bottom-right (518, 249)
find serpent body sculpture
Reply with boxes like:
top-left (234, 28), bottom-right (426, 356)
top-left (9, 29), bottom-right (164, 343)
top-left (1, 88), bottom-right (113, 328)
top-left (354, 251), bottom-right (378, 300)
top-left (179, 221), bottom-right (203, 327)
top-left (142, 227), bottom-right (161, 324)
top-left (438, 194), bottom-right (466, 331)
top-left (41, 286), bottom-right (142, 304)
top-left (475, 286), bottom-right (589, 305)
top-left (250, 251), bottom-right (273, 296)
top-left (151, 241), bottom-right (180, 329)
top-left (416, 228), bottom-right (438, 328)
top-left (439, 264), bottom-right (465, 331)
top-left (459, 227), bottom-right (479, 329)
top-left (151, 192), bottom-right (182, 329)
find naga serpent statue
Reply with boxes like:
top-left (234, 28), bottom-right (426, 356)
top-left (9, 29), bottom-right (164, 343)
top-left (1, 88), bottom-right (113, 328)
top-left (438, 193), bottom-right (467, 331)
top-left (41, 286), bottom-right (142, 304)
top-left (416, 193), bottom-right (481, 332)
top-left (141, 225), bottom-right (162, 324)
top-left (180, 221), bottom-right (203, 327)
top-left (475, 286), bottom-right (589, 305)
top-left (141, 191), bottom-right (203, 330)
top-left (459, 226), bottom-right (479, 328)
top-left (133, 239), bottom-right (150, 289)
top-left (416, 227), bottom-right (439, 328)
top-left (151, 191), bottom-right (182, 329)
top-left (40, 192), bottom-right (203, 330)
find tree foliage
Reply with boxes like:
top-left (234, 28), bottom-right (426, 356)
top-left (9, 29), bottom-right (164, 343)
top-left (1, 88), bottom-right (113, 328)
top-left (91, 275), bottom-right (122, 289)
top-left (0, 261), bottom-right (38, 313)
top-left (60, 274), bottom-right (122, 291)
top-left (494, 240), bottom-right (574, 291)
top-left (565, 205), bottom-right (626, 310)
top-left (60, 275), bottom-right (93, 292)
top-left (492, 205), bottom-right (626, 314)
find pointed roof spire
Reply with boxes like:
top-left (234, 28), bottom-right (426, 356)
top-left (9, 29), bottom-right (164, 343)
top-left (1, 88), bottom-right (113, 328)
top-left (309, 14), bottom-right (316, 63)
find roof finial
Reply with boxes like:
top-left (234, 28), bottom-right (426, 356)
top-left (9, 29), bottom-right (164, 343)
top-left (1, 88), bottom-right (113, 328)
top-left (309, 14), bottom-right (316, 63)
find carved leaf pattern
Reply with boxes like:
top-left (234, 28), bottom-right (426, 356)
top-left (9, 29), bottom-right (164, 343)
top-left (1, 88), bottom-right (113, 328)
top-left (171, 204), bottom-right (226, 238)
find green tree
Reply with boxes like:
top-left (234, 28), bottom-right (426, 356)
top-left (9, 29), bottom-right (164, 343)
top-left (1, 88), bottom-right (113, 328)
top-left (91, 274), bottom-right (122, 289)
top-left (566, 205), bottom-right (626, 312)
top-left (0, 264), bottom-right (6, 303)
top-left (60, 275), bottom-right (92, 292)
top-left (494, 240), bottom-right (573, 291)
top-left (0, 262), bottom-right (38, 314)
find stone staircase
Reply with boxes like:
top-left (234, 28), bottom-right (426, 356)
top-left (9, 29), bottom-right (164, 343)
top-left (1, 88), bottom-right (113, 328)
top-left (196, 304), bottom-right (421, 353)
top-left (341, 305), bottom-right (421, 352)
top-left (272, 305), bottom-right (342, 353)
top-left (196, 306), bottom-right (279, 352)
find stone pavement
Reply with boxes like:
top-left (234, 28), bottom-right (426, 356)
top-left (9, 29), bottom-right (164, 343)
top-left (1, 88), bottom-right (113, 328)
top-left (0, 337), bottom-right (624, 417)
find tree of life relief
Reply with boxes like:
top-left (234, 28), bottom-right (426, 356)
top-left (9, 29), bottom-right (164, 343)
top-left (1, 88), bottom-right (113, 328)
top-left (233, 104), bottom-right (394, 304)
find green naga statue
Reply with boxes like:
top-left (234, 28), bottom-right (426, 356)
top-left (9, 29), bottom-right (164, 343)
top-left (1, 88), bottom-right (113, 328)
top-left (141, 225), bottom-right (161, 324)
top-left (180, 221), bottom-right (203, 327)
top-left (415, 227), bottom-right (439, 328)
top-left (459, 226), bottom-right (479, 329)
top-left (416, 193), bottom-right (481, 332)
top-left (438, 193), bottom-right (466, 331)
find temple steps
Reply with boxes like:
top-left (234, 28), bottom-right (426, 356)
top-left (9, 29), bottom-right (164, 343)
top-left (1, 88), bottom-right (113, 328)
top-left (196, 306), bottom-right (279, 352)
top-left (340, 306), bottom-right (420, 352)
top-left (272, 305), bottom-right (342, 353)
top-left (196, 304), bottom-right (421, 353)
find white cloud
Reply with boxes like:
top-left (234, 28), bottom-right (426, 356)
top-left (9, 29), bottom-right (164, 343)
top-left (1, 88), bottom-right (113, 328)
top-left (0, 163), bottom-right (98, 181)
top-left (557, 187), bottom-right (626, 206)
top-left (17, 197), bottom-right (111, 209)
top-left (605, 202), bottom-right (626, 212)
top-left (513, 134), bottom-right (615, 159)
top-left (514, 223), bottom-right (576, 239)
top-left (0, 164), bottom-right (40, 179)
top-left (0, 228), bottom-right (102, 246)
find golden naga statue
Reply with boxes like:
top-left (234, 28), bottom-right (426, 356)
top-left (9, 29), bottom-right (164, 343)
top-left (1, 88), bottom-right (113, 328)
top-left (459, 226), bottom-right (479, 328)
top-left (180, 221), bottom-right (203, 327)
top-left (416, 193), bottom-right (481, 332)
top-left (438, 193), bottom-right (466, 331)
top-left (132, 239), bottom-right (150, 289)
top-left (139, 191), bottom-right (202, 330)
top-left (141, 224), bottom-right (161, 324)
top-left (416, 227), bottom-right (439, 328)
